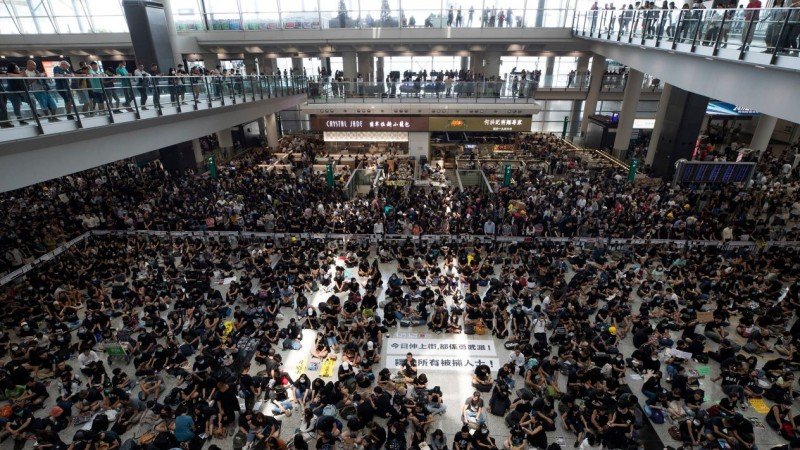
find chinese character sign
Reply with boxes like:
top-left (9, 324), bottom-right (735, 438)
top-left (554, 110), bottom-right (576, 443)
top-left (386, 338), bottom-right (498, 357)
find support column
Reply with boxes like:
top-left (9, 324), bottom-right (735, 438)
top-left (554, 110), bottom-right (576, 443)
top-left (243, 57), bottom-right (257, 75)
top-left (575, 56), bottom-right (590, 88)
top-left (263, 114), bottom-right (280, 149)
top-left (750, 114), bottom-right (778, 153)
top-left (161, 0), bottom-right (184, 67)
top-left (535, 0), bottom-right (546, 27)
top-left (569, 100), bottom-right (583, 138)
top-left (217, 128), bottom-right (234, 151)
top-left (122, 0), bottom-right (180, 73)
top-left (259, 56), bottom-right (277, 76)
top-left (323, 57), bottom-right (332, 77)
top-left (408, 132), bottom-right (431, 160)
top-left (649, 85), bottom-right (709, 179)
top-left (544, 57), bottom-right (555, 87)
top-left (192, 139), bottom-right (204, 166)
top-left (612, 69), bottom-right (644, 158)
top-left (469, 52), bottom-right (484, 75)
top-left (292, 57), bottom-right (304, 77)
top-left (343, 52), bottom-right (357, 79)
top-left (376, 57), bottom-right (385, 82)
top-left (484, 51), bottom-right (501, 79)
top-left (580, 55), bottom-right (606, 135)
top-left (646, 84), bottom-right (673, 166)
top-left (460, 56), bottom-right (469, 73)
top-left (202, 53), bottom-right (220, 71)
top-left (357, 53), bottom-right (374, 81)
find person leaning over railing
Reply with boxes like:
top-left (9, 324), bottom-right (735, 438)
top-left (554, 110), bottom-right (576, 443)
top-left (114, 62), bottom-right (134, 110)
top-left (133, 63), bottom-right (150, 110)
top-left (52, 60), bottom-right (75, 120)
top-left (73, 61), bottom-right (93, 115)
top-left (87, 61), bottom-right (106, 115)
top-left (24, 60), bottom-right (60, 123)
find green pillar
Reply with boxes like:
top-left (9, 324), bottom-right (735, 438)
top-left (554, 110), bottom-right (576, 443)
top-left (326, 163), bottom-right (334, 188)
top-left (562, 116), bottom-right (569, 139)
top-left (502, 164), bottom-right (511, 187)
top-left (628, 157), bottom-right (638, 182)
top-left (208, 155), bottom-right (217, 179)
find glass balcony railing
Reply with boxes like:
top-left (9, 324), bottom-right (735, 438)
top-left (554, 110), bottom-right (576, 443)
top-left (573, 7), bottom-right (800, 66)
top-left (0, 75), bottom-right (307, 139)
top-left (175, 8), bottom-right (576, 32)
top-left (306, 74), bottom-right (661, 103)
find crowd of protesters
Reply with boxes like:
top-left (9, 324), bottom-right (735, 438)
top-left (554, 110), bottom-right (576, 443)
top-left (4, 133), bottom-right (800, 277)
top-left (1, 218), bottom-right (800, 450)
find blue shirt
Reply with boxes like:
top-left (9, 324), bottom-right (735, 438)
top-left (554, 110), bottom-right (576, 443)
top-left (174, 415), bottom-right (194, 442)
top-left (52, 66), bottom-right (72, 90)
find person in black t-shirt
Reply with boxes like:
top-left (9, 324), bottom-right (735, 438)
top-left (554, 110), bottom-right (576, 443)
top-left (453, 426), bottom-right (473, 450)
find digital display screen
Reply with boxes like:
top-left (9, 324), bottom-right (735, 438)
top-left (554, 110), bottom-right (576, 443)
top-left (677, 161), bottom-right (755, 184)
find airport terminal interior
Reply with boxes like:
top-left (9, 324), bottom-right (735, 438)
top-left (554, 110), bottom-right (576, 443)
top-left (3, 1), bottom-right (800, 450)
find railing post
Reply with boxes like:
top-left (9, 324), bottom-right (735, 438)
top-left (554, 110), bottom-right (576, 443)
top-left (712, 12), bottom-right (728, 56)
top-left (771, 10), bottom-right (792, 64)
top-left (672, 10), bottom-right (683, 49)
top-left (689, 9), bottom-right (702, 51)
top-left (656, 9), bottom-right (667, 46)
top-left (739, 10), bottom-right (758, 59)
top-left (189, 77), bottom-right (199, 110)
top-left (65, 80), bottom-right (84, 128)
top-left (22, 80), bottom-right (44, 134)
top-left (99, 82), bottom-right (115, 123)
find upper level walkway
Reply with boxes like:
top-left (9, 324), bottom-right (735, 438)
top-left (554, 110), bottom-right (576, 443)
top-left (0, 74), bottom-right (307, 191)
top-left (573, 7), bottom-right (800, 123)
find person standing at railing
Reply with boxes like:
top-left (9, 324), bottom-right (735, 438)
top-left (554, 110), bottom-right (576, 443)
top-left (103, 68), bottom-right (121, 113)
top-left (456, 7), bottom-right (463, 27)
top-left (447, 5), bottom-right (454, 26)
top-left (133, 63), bottom-right (150, 110)
top-left (1, 65), bottom-right (27, 128)
top-left (73, 61), bottom-right (93, 116)
top-left (167, 68), bottom-right (180, 105)
top-left (87, 61), bottom-right (106, 116)
top-left (468, 6), bottom-right (474, 26)
top-left (763, 0), bottom-right (788, 53)
top-left (24, 60), bottom-right (60, 123)
top-left (52, 61), bottom-right (75, 121)
top-left (148, 63), bottom-right (162, 110)
top-left (787, 1), bottom-right (800, 55)
top-left (114, 62), bottom-right (134, 111)
top-left (176, 64), bottom-right (188, 104)
top-left (189, 66), bottom-right (202, 100)
top-left (506, 8), bottom-right (513, 28)
top-left (739, 0), bottom-right (762, 50)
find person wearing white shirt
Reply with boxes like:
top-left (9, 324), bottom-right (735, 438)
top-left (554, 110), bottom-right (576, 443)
top-left (483, 219), bottom-right (496, 236)
top-left (509, 348), bottom-right (526, 375)
top-left (532, 313), bottom-right (548, 346)
top-left (77, 348), bottom-right (100, 375)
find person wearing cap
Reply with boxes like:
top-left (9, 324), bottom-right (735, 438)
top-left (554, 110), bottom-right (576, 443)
top-left (461, 391), bottom-right (487, 426)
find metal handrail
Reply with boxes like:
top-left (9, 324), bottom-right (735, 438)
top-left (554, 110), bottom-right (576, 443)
top-left (0, 74), bottom-right (309, 138)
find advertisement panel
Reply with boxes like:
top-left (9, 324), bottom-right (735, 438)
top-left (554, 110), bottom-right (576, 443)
top-left (428, 116), bottom-right (532, 132)
top-left (310, 116), bottom-right (428, 132)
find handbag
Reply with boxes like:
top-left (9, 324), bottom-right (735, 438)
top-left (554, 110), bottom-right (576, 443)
top-left (138, 431), bottom-right (158, 446)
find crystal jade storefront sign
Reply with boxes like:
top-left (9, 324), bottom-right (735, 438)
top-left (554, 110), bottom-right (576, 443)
top-left (311, 116), bottom-right (428, 132)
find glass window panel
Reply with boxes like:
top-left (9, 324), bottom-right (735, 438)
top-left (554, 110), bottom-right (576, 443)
top-left (361, 0), bottom-right (401, 26)
top-left (18, 17), bottom-right (38, 33)
top-left (91, 14), bottom-right (126, 32)
top-left (48, 0), bottom-right (79, 15)
top-left (239, 0), bottom-right (279, 13)
top-left (0, 18), bottom-right (18, 32)
top-left (204, 0), bottom-right (239, 13)
top-left (84, 0), bottom-right (122, 15)
top-left (241, 12), bottom-right (279, 30)
top-left (172, 0), bottom-right (205, 31)
top-left (55, 15), bottom-right (83, 32)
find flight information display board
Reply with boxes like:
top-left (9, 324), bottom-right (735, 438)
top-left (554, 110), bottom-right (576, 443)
top-left (674, 160), bottom-right (756, 185)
